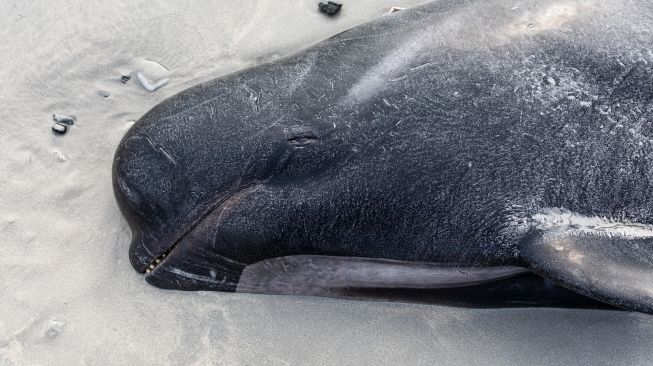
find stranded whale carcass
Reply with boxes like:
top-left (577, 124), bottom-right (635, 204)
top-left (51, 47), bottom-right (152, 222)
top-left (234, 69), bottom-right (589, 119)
top-left (113, 0), bottom-right (653, 312)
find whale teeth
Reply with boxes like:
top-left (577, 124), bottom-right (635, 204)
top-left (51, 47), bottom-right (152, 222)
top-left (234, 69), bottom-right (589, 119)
top-left (143, 245), bottom-right (176, 275)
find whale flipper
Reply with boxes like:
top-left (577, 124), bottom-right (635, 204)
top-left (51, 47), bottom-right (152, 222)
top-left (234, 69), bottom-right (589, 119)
top-left (521, 223), bottom-right (653, 313)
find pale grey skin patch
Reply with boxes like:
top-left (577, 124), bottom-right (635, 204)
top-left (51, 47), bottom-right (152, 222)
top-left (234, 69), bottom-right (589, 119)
top-left (237, 255), bottom-right (528, 296)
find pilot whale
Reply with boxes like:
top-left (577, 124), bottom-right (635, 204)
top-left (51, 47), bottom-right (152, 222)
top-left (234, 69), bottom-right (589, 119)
top-left (113, 0), bottom-right (653, 312)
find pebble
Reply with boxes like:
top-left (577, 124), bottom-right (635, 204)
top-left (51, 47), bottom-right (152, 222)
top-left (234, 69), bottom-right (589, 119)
top-left (54, 151), bottom-right (67, 162)
top-left (121, 74), bottom-right (131, 83)
top-left (52, 123), bottom-right (67, 135)
top-left (42, 319), bottom-right (65, 339)
top-left (318, 1), bottom-right (342, 16)
top-left (52, 114), bottom-right (75, 126)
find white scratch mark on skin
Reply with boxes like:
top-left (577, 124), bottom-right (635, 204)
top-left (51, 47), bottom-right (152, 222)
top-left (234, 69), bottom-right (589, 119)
top-left (144, 136), bottom-right (177, 165)
top-left (383, 98), bottom-right (399, 110)
top-left (158, 147), bottom-right (177, 166)
top-left (410, 62), bottom-right (433, 71)
top-left (169, 268), bottom-right (220, 284)
top-left (144, 136), bottom-right (156, 150)
top-left (328, 32), bottom-right (398, 44)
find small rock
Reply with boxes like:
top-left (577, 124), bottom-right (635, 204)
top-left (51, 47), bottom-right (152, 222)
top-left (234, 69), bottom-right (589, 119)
top-left (389, 6), bottom-right (405, 13)
top-left (319, 1), bottom-right (342, 16)
top-left (98, 90), bottom-right (111, 98)
top-left (52, 123), bottom-right (67, 135)
top-left (54, 151), bottom-right (67, 162)
top-left (42, 319), bottom-right (65, 339)
top-left (121, 74), bottom-right (131, 83)
top-left (52, 114), bottom-right (75, 126)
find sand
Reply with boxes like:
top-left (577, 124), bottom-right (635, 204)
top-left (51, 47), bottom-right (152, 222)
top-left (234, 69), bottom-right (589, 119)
top-left (1, 0), bottom-right (653, 365)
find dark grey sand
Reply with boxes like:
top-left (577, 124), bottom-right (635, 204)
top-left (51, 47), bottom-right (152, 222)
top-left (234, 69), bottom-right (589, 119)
top-left (1, 1), bottom-right (653, 365)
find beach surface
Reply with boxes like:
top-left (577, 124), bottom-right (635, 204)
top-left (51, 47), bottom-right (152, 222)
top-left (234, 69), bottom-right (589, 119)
top-left (1, 1), bottom-right (653, 365)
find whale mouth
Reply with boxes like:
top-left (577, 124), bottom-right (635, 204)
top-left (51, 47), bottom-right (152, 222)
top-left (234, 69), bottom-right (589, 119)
top-left (139, 183), bottom-right (263, 276)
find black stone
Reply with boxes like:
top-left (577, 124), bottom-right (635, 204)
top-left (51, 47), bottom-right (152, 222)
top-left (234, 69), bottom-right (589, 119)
top-left (52, 123), bottom-right (67, 135)
top-left (318, 1), bottom-right (342, 16)
top-left (52, 114), bottom-right (75, 126)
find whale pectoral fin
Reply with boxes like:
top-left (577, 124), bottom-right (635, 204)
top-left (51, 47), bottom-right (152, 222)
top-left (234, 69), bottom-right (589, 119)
top-left (520, 229), bottom-right (653, 313)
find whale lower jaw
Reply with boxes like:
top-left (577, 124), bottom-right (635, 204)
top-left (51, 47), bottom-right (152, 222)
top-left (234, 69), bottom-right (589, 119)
top-left (139, 183), bottom-right (263, 275)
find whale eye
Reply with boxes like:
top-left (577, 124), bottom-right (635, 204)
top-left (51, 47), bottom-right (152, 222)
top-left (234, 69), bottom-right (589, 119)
top-left (287, 134), bottom-right (318, 146)
top-left (285, 126), bottom-right (319, 148)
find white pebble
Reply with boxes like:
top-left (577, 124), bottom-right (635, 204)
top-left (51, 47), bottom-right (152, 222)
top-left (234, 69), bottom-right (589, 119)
top-left (42, 319), bottom-right (65, 339)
